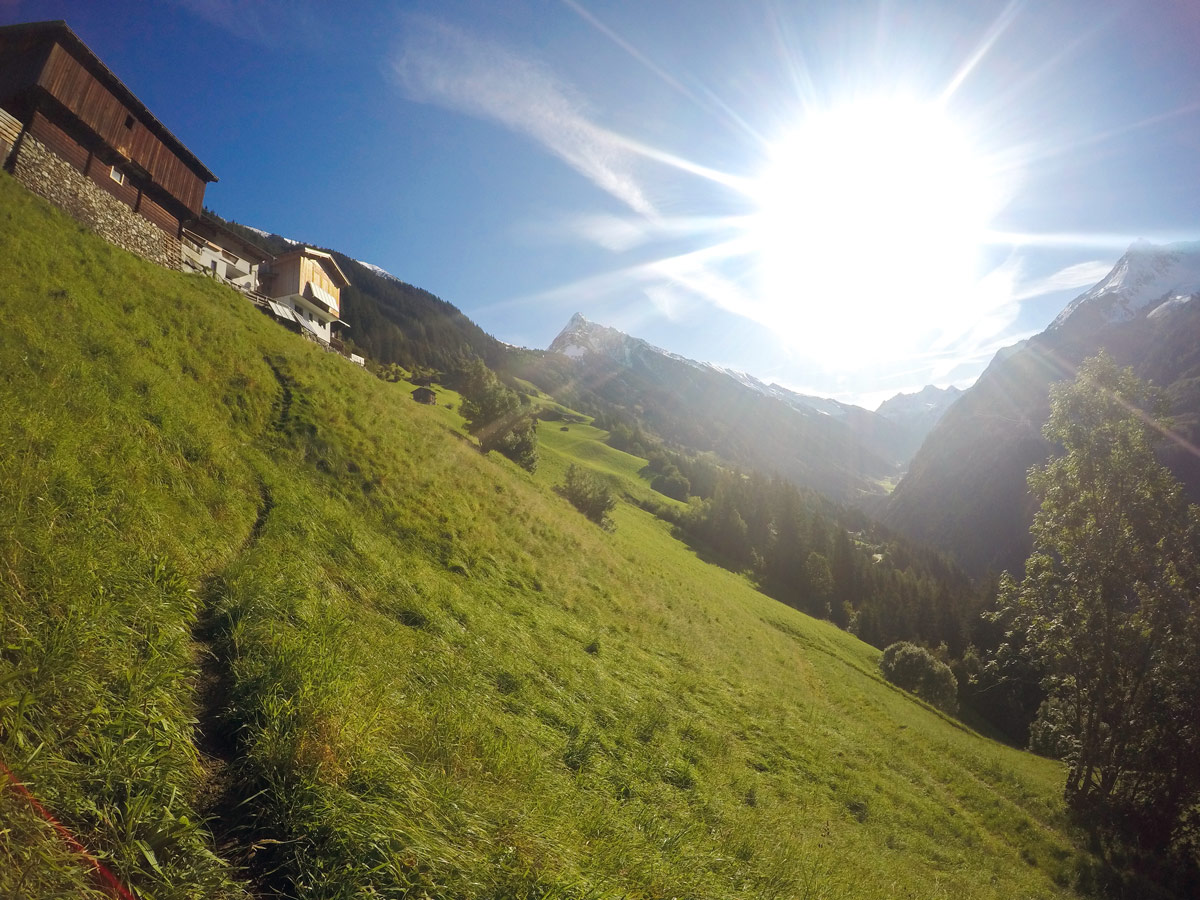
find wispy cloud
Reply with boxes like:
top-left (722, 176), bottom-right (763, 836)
top-left (389, 16), bottom-right (1118, 399)
top-left (930, 256), bottom-right (1109, 358)
top-left (393, 18), bottom-right (657, 217)
top-left (521, 212), bottom-right (745, 253)
top-left (171, 0), bottom-right (324, 47)
top-left (1012, 259), bottom-right (1112, 299)
top-left (925, 327), bottom-right (1040, 381)
top-left (390, 18), bottom-right (771, 350)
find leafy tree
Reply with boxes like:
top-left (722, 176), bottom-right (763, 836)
top-left (489, 414), bottom-right (538, 472)
top-left (560, 464), bottom-right (616, 527)
top-left (991, 353), bottom-right (1200, 850)
top-left (651, 465), bottom-right (690, 501)
top-left (459, 361), bottom-right (538, 471)
top-left (880, 641), bottom-right (958, 713)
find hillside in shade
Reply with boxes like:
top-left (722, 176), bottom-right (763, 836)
top-left (885, 241), bottom-right (1200, 576)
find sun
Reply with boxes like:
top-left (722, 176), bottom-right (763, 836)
top-left (748, 95), bottom-right (1005, 367)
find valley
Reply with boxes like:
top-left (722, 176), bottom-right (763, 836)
top-left (0, 171), bottom-right (1096, 899)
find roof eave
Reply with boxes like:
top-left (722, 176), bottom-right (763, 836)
top-left (0, 20), bottom-right (218, 183)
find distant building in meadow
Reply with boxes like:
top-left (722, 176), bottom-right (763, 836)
top-left (411, 386), bottom-right (437, 405)
top-left (0, 20), bottom-right (217, 269)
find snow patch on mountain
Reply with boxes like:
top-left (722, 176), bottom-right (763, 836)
top-left (356, 260), bottom-right (403, 283)
top-left (558, 342), bottom-right (588, 359)
top-left (244, 225), bottom-right (299, 245)
top-left (1146, 292), bottom-right (1196, 320)
top-left (696, 364), bottom-right (844, 417)
top-left (1052, 240), bottom-right (1200, 329)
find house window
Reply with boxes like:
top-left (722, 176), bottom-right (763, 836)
top-left (124, 114), bottom-right (135, 129)
top-left (109, 166), bottom-right (125, 185)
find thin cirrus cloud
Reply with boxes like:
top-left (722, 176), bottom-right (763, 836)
top-left (890, 255), bottom-right (1108, 387)
top-left (392, 18), bottom-right (658, 219)
top-left (923, 257), bottom-right (1111, 377)
top-left (171, 0), bottom-right (325, 47)
top-left (1012, 259), bottom-right (1112, 299)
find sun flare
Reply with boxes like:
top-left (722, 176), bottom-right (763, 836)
top-left (750, 96), bottom-right (1006, 366)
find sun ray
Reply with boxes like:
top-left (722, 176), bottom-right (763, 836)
top-left (602, 130), bottom-right (753, 193)
top-left (1017, 99), bottom-right (1200, 170)
top-left (984, 230), bottom-right (1193, 250)
top-left (970, 14), bottom-right (1115, 127)
top-left (939, 0), bottom-right (1026, 104)
top-left (559, 0), bottom-right (768, 146)
top-left (763, 4), bottom-right (821, 116)
top-left (558, 0), bottom-right (700, 103)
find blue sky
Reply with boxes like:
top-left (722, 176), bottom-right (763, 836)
top-left (5, 1), bottom-right (1200, 407)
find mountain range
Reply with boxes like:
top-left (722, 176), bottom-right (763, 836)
top-left (545, 313), bottom-right (960, 503)
top-left (884, 240), bottom-right (1200, 575)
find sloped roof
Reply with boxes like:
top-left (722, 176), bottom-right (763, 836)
top-left (272, 246), bottom-right (350, 288)
top-left (0, 20), bottom-right (217, 183)
top-left (265, 300), bottom-right (297, 322)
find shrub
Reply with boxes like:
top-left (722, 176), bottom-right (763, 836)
top-left (651, 466), bottom-right (690, 501)
top-left (880, 642), bottom-right (958, 713)
top-left (458, 360), bottom-right (538, 471)
top-left (559, 464), bottom-right (616, 528)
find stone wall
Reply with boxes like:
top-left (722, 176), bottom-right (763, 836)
top-left (9, 132), bottom-right (181, 270)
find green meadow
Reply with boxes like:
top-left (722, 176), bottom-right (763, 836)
top-left (1, 172), bottom-right (1091, 898)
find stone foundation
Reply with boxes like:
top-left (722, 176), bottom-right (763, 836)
top-left (9, 132), bottom-right (181, 270)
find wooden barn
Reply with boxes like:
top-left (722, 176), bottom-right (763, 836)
top-left (0, 20), bottom-right (216, 264)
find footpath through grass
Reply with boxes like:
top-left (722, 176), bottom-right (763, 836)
top-left (0, 171), bottom-right (1092, 898)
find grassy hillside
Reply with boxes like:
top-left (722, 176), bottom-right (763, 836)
top-left (0, 172), bottom-right (1096, 899)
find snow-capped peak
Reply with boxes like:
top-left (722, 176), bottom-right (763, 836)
top-left (1052, 240), bottom-right (1200, 329)
top-left (356, 259), bottom-right (403, 283)
top-left (548, 312), bottom-right (672, 363)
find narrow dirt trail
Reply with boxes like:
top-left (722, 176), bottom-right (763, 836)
top-left (189, 355), bottom-right (291, 894)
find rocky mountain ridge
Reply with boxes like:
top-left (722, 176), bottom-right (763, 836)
top-left (548, 313), bottom-right (960, 503)
top-left (884, 240), bottom-right (1200, 575)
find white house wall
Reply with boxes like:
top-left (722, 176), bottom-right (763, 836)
top-left (278, 292), bottom-right (334, 343)
top-left (180, 232), bottom-right (262, 292)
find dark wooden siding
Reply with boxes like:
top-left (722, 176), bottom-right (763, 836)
top-left (35, 44), bottom-right (207, 214)
top-left (28, 109), bottom-right (182, 235)
top-left (0, 37), bottom-right (50, 114)
top-left (28, 108), bottom-right (88, 169)
top-left (137, 193), bottom-right (178, 234)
